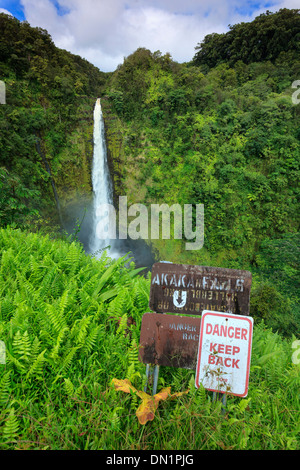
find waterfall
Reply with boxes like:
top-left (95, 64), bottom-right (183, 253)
top-left (88, 97), bottom-right (155, 269)
top-left (89, 98), bottom-right (118, 258)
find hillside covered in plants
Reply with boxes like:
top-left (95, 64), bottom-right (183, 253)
top-left (103, 9), bottom-right (299, 335)
top-left (0, 12), bottom-right (108, 230)
top-left (0, 227), bottom-right (298, 450)
top-left (0, 8), bottom-right (299, 450)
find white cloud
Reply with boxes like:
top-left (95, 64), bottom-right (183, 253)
top-left (0, 8), bottom-right (14, 15)
top-left (19, 0), bottom-right (299, 72)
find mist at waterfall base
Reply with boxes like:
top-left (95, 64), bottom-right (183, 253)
top-left (63, 99), bottom-right (156, 271)
top-left (63, 201), bottom-right (156, 270)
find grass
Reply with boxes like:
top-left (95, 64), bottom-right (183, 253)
top-left (0, 227), bottom-right (299, 450)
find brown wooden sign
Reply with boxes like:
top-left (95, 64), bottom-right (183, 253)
top-left (139, 312), bottom-right (201, 369)
top-left (149, 263), bottom-right (252, 316)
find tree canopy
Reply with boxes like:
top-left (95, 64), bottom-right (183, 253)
top-left (193, 9), bottom-right (300, 69)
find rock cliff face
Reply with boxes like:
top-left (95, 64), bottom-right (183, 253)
top-left (48, 98), bottom-right (96, 233)
top-left (100, 96), bottom-right (125, 207)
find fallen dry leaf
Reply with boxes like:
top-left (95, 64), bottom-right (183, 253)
top-left (112, 378), bottom-right (189, 425)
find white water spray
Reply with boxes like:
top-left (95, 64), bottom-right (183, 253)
top-left (89, 98), bottom-right (118, 258)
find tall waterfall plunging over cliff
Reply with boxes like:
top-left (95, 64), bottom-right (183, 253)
top-left (89, 98), bottom-right (117, 257)
top-left (85, 97), bottom-right (154, 268)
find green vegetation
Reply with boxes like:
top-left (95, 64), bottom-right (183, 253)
top-left (0, 10), bottom-right (299, 450)
top-left (103, 9), bottom-right (300, 336)
top-left (0, 13), bottom-right (108, 226)
top-left (0, 228), bottom-right (299, 450)
top-left (193, 8), bottom-right (300, 69)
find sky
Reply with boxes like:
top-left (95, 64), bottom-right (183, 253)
top-left (0, 0), bottom-right (299, 72)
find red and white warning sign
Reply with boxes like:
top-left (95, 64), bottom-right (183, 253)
top-left (195, 311), bottom-right (253, 397)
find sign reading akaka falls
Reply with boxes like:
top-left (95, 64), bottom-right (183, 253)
top-left (149, 263), bottom-right (252, 316)
top-left (139, 263), bottom-right (253, 371)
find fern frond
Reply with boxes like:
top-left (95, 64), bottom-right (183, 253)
top-left (46, 302), bottom-right (68, 336)
top-left (78, 289), bottom-right (93, 312)
top-left (31, 336), bottom-right (41, 361)
top-left (82, 273), bottom-right (99, 296)
top-left (64, 377), bottom-right (75, 397)
top-left (60, 346), bottom-right (79, 372)
top-left (95, 255), bottom-right (127, 295)
top-left (128, 339), bottom-right (139, 367)
top-left (49, 326), bottom-right (69, 360)
top-left (81, 325), bottom-right (103, 355)
top-left (0, 371), bottom-right (11, 405)
top-left (116, 313), bottom-right (128, 335)
top-left (59, 290), bottom-right (70, 317)
top-left (107, 288), bottom-right (127, 318)
top-left (26, 349), bottom-right (47, 380)
top-left (197, 382), bottom-right (208, 407)
top-left (38, 266), bottom-right (58, 298)
top-left (70, 315), bottom-right (93, 345)
top-left (6, 350), bottom-right (25, 373)
top-left (0, 298), bottom-right (15, 321)
top-left (12, 330), bottom-right (31, 362)
top-left (3, 408), bottom-right (19, 442)
top-left (132, 277), bottom-right (150, 311)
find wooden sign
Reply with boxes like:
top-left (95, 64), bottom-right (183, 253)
top-left (139, 312), bottom-right (201, 369)
top-left (149, 263), bottom-right (252, 316)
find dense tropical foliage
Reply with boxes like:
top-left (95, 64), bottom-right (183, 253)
top-left (0, 228), bottom-right (298, 450)
top-left (0, 12), bottom-right (107, 228)
top-left (103, 9), bottom-right (299, 336)
top-left (0, 9), bottom-right (299, 450)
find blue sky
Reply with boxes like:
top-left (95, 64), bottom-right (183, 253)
top-left (0, 0), bottom-right (25, 20)
top-left (0, 0), bottom-right (297, 72)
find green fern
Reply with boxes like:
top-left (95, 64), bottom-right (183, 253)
top-left (196, 382), bottom-right (208, 407)
top-left (95, 254), bottom-right (128, 295)
top-left (126, 339), bottom-right (141, 385)
top-left (6, 350), bottom-right (25, 373)
top-left (107, 290), bottom-right (126, 318)
top-left (38, 266), bottom-right (58, 298)
top-left (0, 298), bottom-right (15, 321)
top-left (60, 346), bottom-right (79, 372)
top-left (0, 371), bottom-right (11, 405)
top-left (128, 339), bottom-right (139, 368)
top-left (284, 365), bottom-right (300, 391)
top-left (116, 313), bottom-right (128, 336)
top-left (82, 273), bottom-right (100, 297)
top-left (49, 326), bottom-right (69, 360)
top-left (12, 330), bottom-right (31, 362)
top-left (3, 408), bottom-right (19, 442)
top-left (78, 289), bottom-right (92, 312)
top-left (238, 398), bottom-right (252, 413)
top-left (46, 302), bottom-right (68, 336)
top-left (59, 288), bottom-right (69, 310)
top-left (81, 325), bottom-right (103, 355)
top-left (71, 315), bottom-right (93, 345)
top-left (26, 349), bottom-right (47, 380)
top-left (132, 276), bottom-right (150, 311)
top-left (31, 336), bottom-right (41, 361)
top-left (64, 377), bottom-right (75, 397)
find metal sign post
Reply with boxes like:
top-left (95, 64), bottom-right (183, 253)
top-left (139, 262), bottom-right (252, 397)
